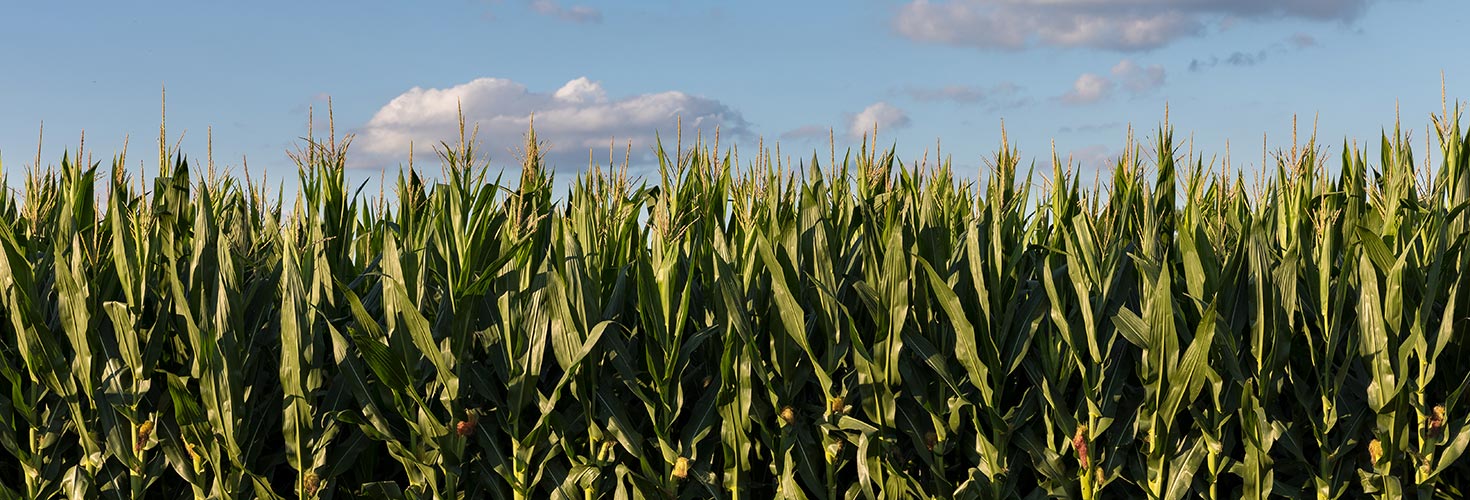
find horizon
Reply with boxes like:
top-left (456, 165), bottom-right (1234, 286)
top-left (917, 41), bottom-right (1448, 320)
top-left (5, 1), bottom-right (1468, 193)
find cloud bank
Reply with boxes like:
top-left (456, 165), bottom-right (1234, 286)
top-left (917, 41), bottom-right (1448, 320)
top-left (894, 0), bottom-right (1370, 51)
top-left (355, 77), bottom-right (749, 170)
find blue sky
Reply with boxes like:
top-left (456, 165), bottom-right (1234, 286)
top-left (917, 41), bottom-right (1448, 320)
top-left (3, 0), bottom-right (1468, 191)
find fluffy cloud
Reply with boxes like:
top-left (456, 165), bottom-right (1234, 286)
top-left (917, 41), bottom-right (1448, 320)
top-left (1059, 59), bottom-right (1164, 105)
top-left (1112, 59), bottom-right (1166, 93)
top-left (1060, 73), bottom-right (1114, 105)
top-left (893, 0), bottom-right (1370, 51)
top-left (355, 77), bottom-right (749, 169)
top-left (530, 0), bottom-right (602, 23)
top-left (848, 102), bottom-right (911, 139)
top-left (779, 102), bottom-right (918, 145)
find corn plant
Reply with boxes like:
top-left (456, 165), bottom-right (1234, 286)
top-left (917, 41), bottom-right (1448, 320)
top-left (0, 102), bottom-right (1468, 499)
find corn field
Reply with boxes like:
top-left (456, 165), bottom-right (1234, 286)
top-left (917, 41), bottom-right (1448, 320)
top-left (0, 106), bottom-right (1468, 500)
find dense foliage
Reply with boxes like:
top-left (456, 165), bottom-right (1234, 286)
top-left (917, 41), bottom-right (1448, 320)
top-left (0, 109), bottom-right (1468, 499)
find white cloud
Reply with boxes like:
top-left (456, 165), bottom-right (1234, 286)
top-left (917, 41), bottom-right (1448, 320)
top-left (1060, 73), bottom-right (1114, 105)
top-left (847, 102), bottom-right (911, 139)
top-left (893, 0), bottom-right (1371, 51)
top-left (530, 0), bottom-right (602, 23)
top-left (1057, 59), bottom-right (1162, 105)
top-left (355, 77), bottom-right (749, 169)
top-left (1111, 59), bottom-right (1165, 93)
